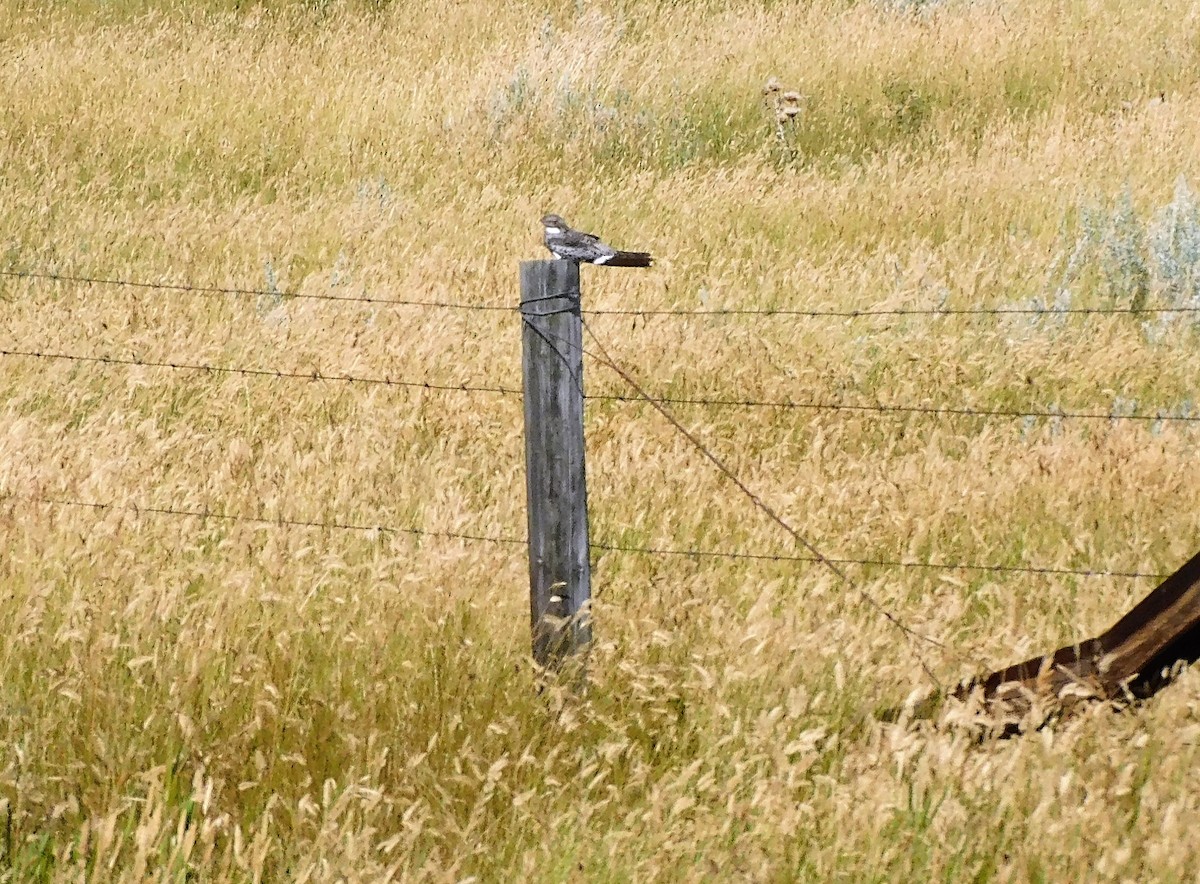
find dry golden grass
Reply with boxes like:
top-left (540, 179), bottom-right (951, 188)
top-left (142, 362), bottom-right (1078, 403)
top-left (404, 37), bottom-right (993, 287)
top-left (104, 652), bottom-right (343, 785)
top-left (4, 0), bottom-right (1200, 879)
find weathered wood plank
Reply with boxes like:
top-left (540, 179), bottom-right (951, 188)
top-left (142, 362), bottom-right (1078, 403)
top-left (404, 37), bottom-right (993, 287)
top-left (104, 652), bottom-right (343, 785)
top-left (958, 547), bottom-right (1200, 722)
top-left (519, 259), bottom-right (592, 669)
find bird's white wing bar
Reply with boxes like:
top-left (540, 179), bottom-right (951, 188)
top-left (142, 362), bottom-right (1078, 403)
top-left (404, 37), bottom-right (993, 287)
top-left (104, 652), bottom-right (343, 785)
top-left (541, 213), bottom-right (653, 267)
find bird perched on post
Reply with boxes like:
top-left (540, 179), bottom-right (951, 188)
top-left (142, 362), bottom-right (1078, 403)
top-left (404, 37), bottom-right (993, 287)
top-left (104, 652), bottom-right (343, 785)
top-left (541, 214), bottom-right (653, 267)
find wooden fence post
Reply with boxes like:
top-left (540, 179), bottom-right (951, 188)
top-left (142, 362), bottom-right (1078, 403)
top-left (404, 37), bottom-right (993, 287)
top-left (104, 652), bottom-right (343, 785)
top-left (519, 259), bottom-right (592, 669)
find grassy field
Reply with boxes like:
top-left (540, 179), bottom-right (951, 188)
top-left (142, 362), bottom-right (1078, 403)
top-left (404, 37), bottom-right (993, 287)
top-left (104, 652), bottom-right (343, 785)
top-left (3, 0), bottom-right (1200, 879)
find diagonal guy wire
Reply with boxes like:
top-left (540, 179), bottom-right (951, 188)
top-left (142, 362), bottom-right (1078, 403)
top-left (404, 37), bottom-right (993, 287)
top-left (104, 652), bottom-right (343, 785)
top-left (579, 317), bottom-right (948, 686)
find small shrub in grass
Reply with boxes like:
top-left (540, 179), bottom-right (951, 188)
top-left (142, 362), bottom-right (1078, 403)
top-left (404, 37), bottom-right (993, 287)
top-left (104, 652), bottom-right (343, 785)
top-left (1049, 182), bottom-right (1200, 323)
top-left (1049, 190), bottom-right (1149, 311)
top-left (1149, 176), bottom-right (1200, 309)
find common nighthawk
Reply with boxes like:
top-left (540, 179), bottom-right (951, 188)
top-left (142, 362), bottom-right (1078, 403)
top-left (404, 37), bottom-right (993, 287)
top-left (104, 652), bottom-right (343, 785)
top-left (541, 214), bottom-right (653, 267)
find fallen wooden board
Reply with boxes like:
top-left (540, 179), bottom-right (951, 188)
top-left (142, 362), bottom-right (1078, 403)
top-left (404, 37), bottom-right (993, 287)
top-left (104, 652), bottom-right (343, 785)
top-left (952, 547), bottom-right (1200, 727)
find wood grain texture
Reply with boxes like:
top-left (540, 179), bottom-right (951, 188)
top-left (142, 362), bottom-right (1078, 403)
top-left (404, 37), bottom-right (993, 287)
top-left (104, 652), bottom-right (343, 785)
top-left (959, 548), bottom-right (1200, 725)
top-left (520, 260), bottom-right (592, 669)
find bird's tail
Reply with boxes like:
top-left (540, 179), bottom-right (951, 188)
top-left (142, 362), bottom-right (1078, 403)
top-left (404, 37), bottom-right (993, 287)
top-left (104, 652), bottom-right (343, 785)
top-left (605, 251), bottom-right (654, 268)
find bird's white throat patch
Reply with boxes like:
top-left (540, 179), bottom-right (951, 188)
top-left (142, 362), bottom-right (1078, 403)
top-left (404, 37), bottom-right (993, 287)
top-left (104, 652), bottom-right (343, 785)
top-left (543, 226), bottom-right (563, 235)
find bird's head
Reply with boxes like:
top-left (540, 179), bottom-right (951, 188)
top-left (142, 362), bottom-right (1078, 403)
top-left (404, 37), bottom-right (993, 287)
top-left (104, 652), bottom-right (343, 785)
top-left (540, 213), bottom-right (567, 233)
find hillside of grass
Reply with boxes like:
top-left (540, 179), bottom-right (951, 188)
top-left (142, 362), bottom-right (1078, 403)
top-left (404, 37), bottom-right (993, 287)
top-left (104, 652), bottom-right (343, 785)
top-left (3, 0), bottom-right (1200, 880)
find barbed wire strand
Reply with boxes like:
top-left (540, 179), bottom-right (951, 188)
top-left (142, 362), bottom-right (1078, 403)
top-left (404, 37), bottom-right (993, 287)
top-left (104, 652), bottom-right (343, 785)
top-left (0, 269), bottom-right (513, 313)
top-left (9, 493), bottom-right (1165, 582)
top-left (13, 495), bottom-right (525, 546)
top-left (585, 391), bottom-right (1198, 423)
top-left (0, 347), bottom-right (520, 395)
top-left (10, 267), bottom-right (1200, 319)
top-left (585, 304), bottom-right (1200, 318)
top-left (2, 346), bottom-right (1185, 426)
top-left (578, 317), bottom-right (949, 687)
top-left (591, 541), bottom-right (1169, 579)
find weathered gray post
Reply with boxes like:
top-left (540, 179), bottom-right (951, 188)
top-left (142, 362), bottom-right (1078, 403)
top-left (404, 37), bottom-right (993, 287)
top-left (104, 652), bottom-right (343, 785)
top-left (519, 259), bottom-right (592, 669)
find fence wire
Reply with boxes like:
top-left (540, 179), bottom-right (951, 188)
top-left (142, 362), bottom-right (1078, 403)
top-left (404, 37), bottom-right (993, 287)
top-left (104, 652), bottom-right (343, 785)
top-left (0, 269), bottom-right (513, 312)
top-left (585, 389), bottom-right (1198, 424)
top-left (0, 347), bottom-right (520, 396)
top-left (590, 540), bottom-right (1169, 579)
top-left (1, 264), bottom-right (1187, 598)
top-left (584, 304), bottom-right (1200, 318)
top-left (13, 495), bottom-right (524, 547)
top-left (1, 347), bottom-right (1188, 426)
top-left (8, 495), bottom-right (1167, 581)
top-left (9, 267), bottom-right (1200, 319)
